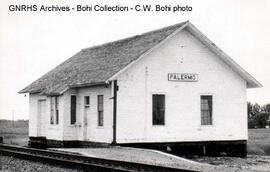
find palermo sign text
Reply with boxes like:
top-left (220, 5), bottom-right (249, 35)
top-left (168, 73), bottom-right (198, 82)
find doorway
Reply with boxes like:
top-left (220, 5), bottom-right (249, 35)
top-left (83, 96), bottom-right (90, 141)
top-left (37, 99), bottom-right (47, 136)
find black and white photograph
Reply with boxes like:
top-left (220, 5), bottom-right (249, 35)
top-left (0, 0), bottom-right (270, 171)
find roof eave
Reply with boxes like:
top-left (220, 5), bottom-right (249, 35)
top-left (18, 90), bottom-right (27, 94)
top-left (18, 89), bottom-right (43, 94)
top-left (59, 82), bottom-right (108, 94)
top-left (69, 82), bottom-right (108, 88)
top-left (247, 80), bottom-right (263, 88)
top-left (19, 82), bottom-right (108, 95)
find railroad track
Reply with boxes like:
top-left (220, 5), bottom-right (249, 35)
top-left (0, 143), bottom-right (200, 172)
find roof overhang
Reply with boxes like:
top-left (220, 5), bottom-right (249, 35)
top-left (19, 82), bottom-right (109, 95)
top-left (58, 82), bottom-right (109, 95)
top-left (18, 89), bottom-right (43, 94)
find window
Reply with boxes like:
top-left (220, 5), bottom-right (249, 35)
top-left (97, 95), bottom-right (104, 126)
top-left (50, 97), bottom-right (55, 124)
top-left (84, 96), bottom-right (90, 107)
top-left (50, 96), bottom-right (59, 125)
top-left (152, 94), bottom-right (165, 125)
top-left (201, 95), bottom-right (212, 125)
top-left (71, 95), bottom-right (76, 124)
top-left (55, 96), bottom-right (59, 124)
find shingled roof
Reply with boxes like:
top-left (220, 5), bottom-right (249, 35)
top-left (19, 21), bottom-right (187, 95)
top-left (19, 21), bottom-right (261, 95)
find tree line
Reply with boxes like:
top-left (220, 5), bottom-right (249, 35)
top-left (248, 102), bottom-right (270, 128)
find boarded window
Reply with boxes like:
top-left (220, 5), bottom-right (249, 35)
top-left (152, 94), bottom-right (165, 125)
top-left (85, 96), bottom-right (90, 107)
top-left (97, 95), bottom-right (104, 126)
top-left (201, 95), bottom-right (212, 125)
top-left (71, 95), bottom-right (76, 124)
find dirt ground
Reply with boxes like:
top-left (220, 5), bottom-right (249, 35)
top-left (191, 155), bottom-right (270, 172)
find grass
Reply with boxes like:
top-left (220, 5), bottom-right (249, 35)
top-left (0, 120), bottom-right (28, 146)
top-left (247, 129), bottom-right (270, 155)
top-left (0, 120), bottom-right (270, 155)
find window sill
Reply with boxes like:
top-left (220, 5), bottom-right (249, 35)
top-left (69, 123), bottom-right (81, 127)
top-left (200, 124), bottom-right (213, 126)
top-left (152, 124), bottom-right (166, 127)
top-left (48, 125), bottom-right (60, 129)
top-left (199, 124), bottom-right (214, 128)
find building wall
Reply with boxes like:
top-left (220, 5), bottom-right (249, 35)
top-left (29, 93), bottom-right (46, 137)
top-left (116, 29), bottom-right (247, 143)
top-left (29, 86), bottom-right (112, 143)
top-left (62, 86), bottom-right (113, 143)
top-left (29, 93), bottom-right (64, 140)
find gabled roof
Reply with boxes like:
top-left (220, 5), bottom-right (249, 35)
top-left (19, 21), bottom-right (261, 95)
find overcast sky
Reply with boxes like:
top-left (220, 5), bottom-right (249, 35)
top-left (0, 0), bottom-right (269, 120)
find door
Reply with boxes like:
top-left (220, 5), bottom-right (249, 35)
top-left (37, 99), bottom-right (47, 136)
top-left (83, 107), bottom-right (90, 140)
top-left (83, 96), bottom-right (90, 141)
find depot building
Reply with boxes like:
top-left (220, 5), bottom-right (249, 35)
top-left (19, 21), bottom-right (261, 157)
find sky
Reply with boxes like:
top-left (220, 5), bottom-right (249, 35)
top-left (0, 0), bottom-right (269, 120)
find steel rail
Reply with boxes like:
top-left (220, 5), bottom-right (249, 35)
top-left (0, 143), bottom-right (200, 172)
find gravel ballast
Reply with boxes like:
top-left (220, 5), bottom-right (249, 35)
top-left (0, 155), bottom-right (83, 172)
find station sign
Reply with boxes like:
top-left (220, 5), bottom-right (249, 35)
top-left (168, 73), bottom-right (198, 82)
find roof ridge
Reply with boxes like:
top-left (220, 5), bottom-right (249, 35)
top-left (81, 20), bottom-right (189, 52)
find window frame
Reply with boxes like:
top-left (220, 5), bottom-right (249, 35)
top-left (70, 95), bottom-right (77, 125)
top-left (152, 94), bottom-right (166, 126)
top-left (50, 97), bottom-right (55, 125)
top-left (200, 95), bottom-right (213, 125)
top-left (97, 95), bottom-right (104, 127)
top-left (84, 96), bottom-right (90, 107)
top-left (55, 96), bottom-right (59, 124)
top-left (50, 96), bottom-right (59, 125)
